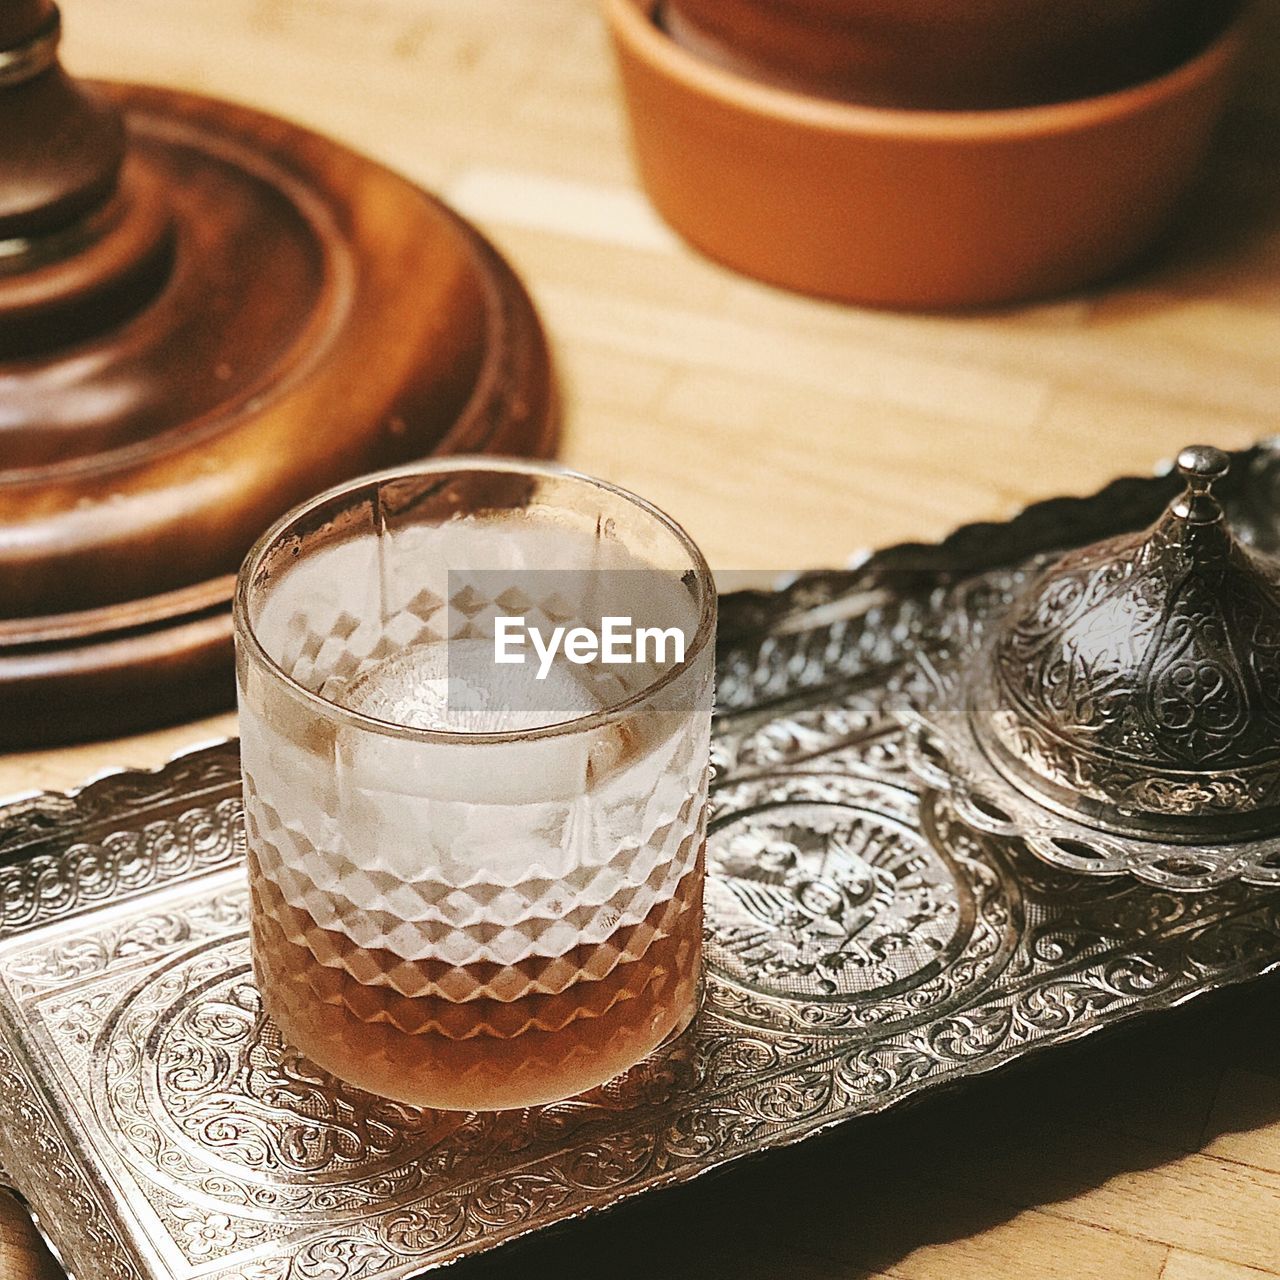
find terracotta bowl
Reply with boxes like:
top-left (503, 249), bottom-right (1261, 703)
top-left (606, 0), bottom-right (1246, 310)
top-left (660, 0), bottom-right (1208, 109)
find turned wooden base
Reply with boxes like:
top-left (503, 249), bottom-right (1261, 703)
top-left (0, 82), bottom-right (556, 748)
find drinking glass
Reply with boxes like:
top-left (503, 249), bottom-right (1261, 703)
top-left (234, 459), bottom-right (716, 1110)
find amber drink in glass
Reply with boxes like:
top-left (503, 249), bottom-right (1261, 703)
top-left (234, 460), bottom-right (715, 1110)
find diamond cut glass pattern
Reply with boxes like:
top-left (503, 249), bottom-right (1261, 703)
top-left (234, 461), bottom-right (716, 1110)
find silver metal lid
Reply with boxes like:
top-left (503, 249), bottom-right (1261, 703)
top-left (970, 446), bottom-right (1280, 843)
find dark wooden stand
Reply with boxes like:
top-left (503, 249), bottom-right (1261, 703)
top-left (0, 2), bottom-right (556, 747)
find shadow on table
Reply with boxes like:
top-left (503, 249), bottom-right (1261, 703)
top-left (459, 976), bottom-right (1280, 1280)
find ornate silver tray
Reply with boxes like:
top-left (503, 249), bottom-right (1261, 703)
top-left (3, 440), bottom-right (1280, 1280)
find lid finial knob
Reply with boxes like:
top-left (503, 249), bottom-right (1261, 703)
top-left (1172, 444), bottom-right (1230, 524)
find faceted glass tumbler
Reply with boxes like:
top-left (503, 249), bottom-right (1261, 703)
top-left (233, 459), bottom-right (716, 1110)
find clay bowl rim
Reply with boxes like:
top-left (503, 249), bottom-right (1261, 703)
top-left (611, 0), bottom-right (1247, 138)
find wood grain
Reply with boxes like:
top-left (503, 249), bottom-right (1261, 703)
top-left (2, 0), bottom-right (1280, 1276)
top-left (0, 1193), bottom-right (62, 1280)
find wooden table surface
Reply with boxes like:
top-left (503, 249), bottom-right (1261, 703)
top-left (4, 1), bottom-right (1280, 1276)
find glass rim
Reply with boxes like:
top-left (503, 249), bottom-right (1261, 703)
top-left (233, 456), bottom-right (718, 745)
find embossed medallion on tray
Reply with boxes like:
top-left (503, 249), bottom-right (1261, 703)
top-left (2, 443), bottom-right (1280, 1279)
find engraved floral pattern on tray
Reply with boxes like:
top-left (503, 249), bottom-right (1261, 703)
top-left (1, 443), bottom-right (1280, 1279)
